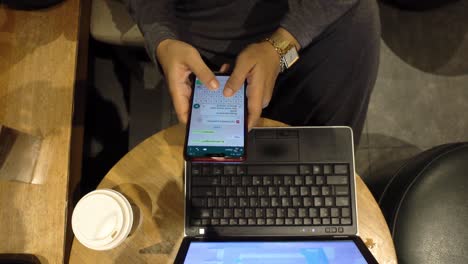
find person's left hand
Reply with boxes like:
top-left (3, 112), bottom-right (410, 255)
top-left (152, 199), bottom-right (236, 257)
top-left (223, 41), bottom-right (281, 130)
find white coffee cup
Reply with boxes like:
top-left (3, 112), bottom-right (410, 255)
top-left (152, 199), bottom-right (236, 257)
top-left (72, 189), bottom-right (134, 250)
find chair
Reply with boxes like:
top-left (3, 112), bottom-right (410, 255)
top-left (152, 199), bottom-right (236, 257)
top-left (379, 143), bottom-right (468, 264)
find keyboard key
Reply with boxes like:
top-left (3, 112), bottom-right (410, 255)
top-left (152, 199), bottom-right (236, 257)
top-left (257, 219), bottom-right (266, 225)
top-left (231, 176), bottom-right (241, 185)
top-left (245, 208), bottom-right (254, 218)
top-left (285, 218), bottom-right (294, 225)
top-left (332, 218), bottom-right (340, 225)
top-left (239, 218), bottom-right (247, 225)
top-left (334, 164), bottom-right (348, 174)
top-left (313, 165), bottom-right (322, 175)
top-left (191, 198), bottom-right (206, 207)
top-left (202, 166), bottom-right (212, 176)
top-left (255, 208), bottom-right (265, 218)
top-left (224, 165), bottom-right (236, 175)
top-left (260, 197), bottom-right (270, 207)
top-left (248, 165), bottom-right (297, 175)
top-left (303, 197), bottom-right (313, 207)
top-left (305, 176), bottom-right (314, 185)
top-left (241, 176), bottom-right (251, 186)
top-left (304, 218), bottom-right (312, 225)
top-left (335, 186), bottom-right (349, 195)
top-left (320, 208), bottom-right (329, 218)
top-left (331, 208), bottom-right (340, 217)
top-left (341, 218), bottom-right (352, 225)
top-left (213, 209), bottom-right (222, 218)
top-left (247, 186), bottom-right (258, 196)
top-left (300, 186), bottom-right (310, 196)
top-left (313, 218), bottom-right (321, 225)
top-left (220, 176), bottom-right (229, 185)
top-left (226, 187), bottom-right (236, 196)
top-left (215, 187), bottom-right (225, 196)
top-left (282, 197), bottom-right (292, 207)
top-left (223, 208), bottom-right (233, 218)
top-left (327, 176), bottom-right (348, 185)
top-left (237, 166), bottom-right (247, 176)
top-left (300, 165), bottom-right (312, 175)
top-left (239, 197), bottom-right (249, 207)
top-left (277, 208), bottom-right (286, 218)
top-left (336, 197), bottom-right (349, 207)
top-left (325, 197), bottom-right (334, 207)
top-left (284, 176), bottom-right (294, 185)
top-left (250, 198), bottom-right (259, 207)
top-left (211, 219), bottom-right (220, 225)
top-left (248, 218), bottom-right (256, 225)
top-left (279, 186), bottom-right (289, 196)
top-left (266, 208), bottom-right (276, 218)
top-left (273, 176), bottom-right (283, 185)
top-left (217, 198), bottom-right (227, 207)
top-left (323, 165), bottom-right (333, 174)
top-left (213, 166), bottom-right (223, 176)
top-left (198, 209), bottom-right (211, 218)
top-left (322, 218), bottom-right (331, 225)
top-left (252, 176), bottom-right (262, 185)
top-left (229, 219), bottom-right (238, 225)
top-left (316, 176), bottom-right (325, 185)
top-left (258, 187), bottom-right (267, 196)
top-left (271, 197), bottom-right (280, 207)
top-left (342, 208), bottom-right (350, 217)
top-left (309, 208), bottom-right (318, 217)
top-left (311, 186), bottom-right (320, 196)
top-left (207, 198), bottom-right (216, 207)
top-left (322, 186), bottom-right (331, 196)
top-left (229, 197), bottom-right (238, 207)
top-left (234, 208), bottom-right (244, 218)
top-left (263, 176), bottom-right (273, 185)
top-left (289, 187), bottom-right (299, 196)
top-left (266, 218), bottom-right (275, 225)
top-left (287, 208), bottom-right (297, 218)
top-left (192, 187), bottom-right (215, 197)
top-left (294, 176), bottom-right (304, 185)
top-left (220, 219), bottom-right (229, 225)
top-left (298, 208), bottom-right (308, 218)
top-left (294, 218), bottom-right (303, 225)
top-left (236, 187), bottom-right (246, 196)
top-left (314, 197), bottom-right (324, 207)
top-left (191, 219), bottom-right (201, 226)
top-left (276, 218), bottom-right (285, 225)
top-left (268, 186), bottom-right (278, 196)
top-left (192, 165), bottom-right (201, 176)
top-left (292, 197), bottom-right (302, 207)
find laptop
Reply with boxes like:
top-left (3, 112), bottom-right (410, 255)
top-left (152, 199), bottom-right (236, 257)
top-left (177, 127), bottom-right (378, 263)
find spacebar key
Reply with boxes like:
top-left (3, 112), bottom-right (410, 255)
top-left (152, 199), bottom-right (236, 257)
top-left (248, 165), bottom-right (298, 175)
top-left (192, 187), bottom-right (215, 197)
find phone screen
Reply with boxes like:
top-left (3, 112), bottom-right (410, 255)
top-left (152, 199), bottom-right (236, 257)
top-left (185, 75), bottom-right (246, 160)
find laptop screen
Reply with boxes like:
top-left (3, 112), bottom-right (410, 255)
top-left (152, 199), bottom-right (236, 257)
top-left (183, 240), bottom-right (368, 264)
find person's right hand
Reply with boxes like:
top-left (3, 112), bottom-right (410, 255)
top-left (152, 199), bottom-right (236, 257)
top-left (156, 39), bottom-right (219, 124)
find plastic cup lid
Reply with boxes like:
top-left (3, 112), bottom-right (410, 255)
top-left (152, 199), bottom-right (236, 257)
top-left (72, 189), bottom-right (133, 250)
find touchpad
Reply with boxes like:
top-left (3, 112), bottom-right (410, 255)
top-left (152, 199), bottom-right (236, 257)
top-left (254, 138), bottom-right (299, 162)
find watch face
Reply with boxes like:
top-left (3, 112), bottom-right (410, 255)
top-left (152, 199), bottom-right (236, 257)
top-left (284, 47), bottom-right (299, 68)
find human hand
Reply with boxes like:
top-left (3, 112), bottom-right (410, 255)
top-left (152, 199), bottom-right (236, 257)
top-left (223, 41), bottom-right (281, 130)
top-left (156, 39), bottom-right (219, 124)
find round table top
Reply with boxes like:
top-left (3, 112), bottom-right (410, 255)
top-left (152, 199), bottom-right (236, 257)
top-left (69, 118), bottom-right (397, 264)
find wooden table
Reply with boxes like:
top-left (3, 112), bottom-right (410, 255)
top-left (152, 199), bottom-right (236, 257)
top-left (70, 119), bottom-right (397, 264)
top-left (0, 1), bottom-right (84, 263)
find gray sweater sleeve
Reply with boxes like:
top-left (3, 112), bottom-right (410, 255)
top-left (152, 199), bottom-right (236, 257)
top-left (280, 0), bottom-right (359, 49)
top-left (124, 0), bottom-right (178, 63)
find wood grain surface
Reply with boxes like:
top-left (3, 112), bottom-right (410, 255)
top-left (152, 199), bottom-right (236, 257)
top-left (0, 1), bottom-right (81, 263)
top-left (69, 119), bottom-right (397, 263)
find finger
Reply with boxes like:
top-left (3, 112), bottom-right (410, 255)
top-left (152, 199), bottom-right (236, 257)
top-left (224, 54), bottom-right (254, 97)
top-left (167, 71), bottom-right (192, 124)
top-left (219, 63), bottom-right (230, 73)
top-left (171, 88), bottom-right (191, 124)
top-left (187, 52), bottom-right (219, 90)
top-left (246, 74), bottom-right (264, 130)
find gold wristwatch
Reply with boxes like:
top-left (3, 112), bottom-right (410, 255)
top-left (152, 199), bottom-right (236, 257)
top-left (265, 35), bottom-right (299, 73)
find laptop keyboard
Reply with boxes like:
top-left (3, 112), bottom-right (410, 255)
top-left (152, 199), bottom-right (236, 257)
top-left (189, 163), bottom-right (353, 227)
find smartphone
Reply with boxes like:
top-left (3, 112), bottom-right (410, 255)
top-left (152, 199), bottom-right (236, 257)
top-left (184, 73), bottom-right (247, 162)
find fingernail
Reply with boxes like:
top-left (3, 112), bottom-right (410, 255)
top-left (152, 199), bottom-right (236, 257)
top-left (224, 88), bottom-right (234, 97)
top-left (209, 80), bottom-right (218, 89)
